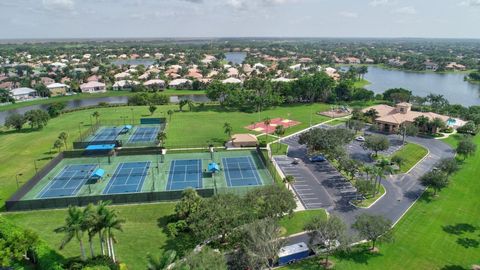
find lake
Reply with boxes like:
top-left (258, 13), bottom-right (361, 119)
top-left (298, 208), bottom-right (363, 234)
top-left (363, 66), bottom-right (480, 106)
top-left (0, 94), bottom-right (210, 124)
top-left (225, 52), bottom-right (247, 65)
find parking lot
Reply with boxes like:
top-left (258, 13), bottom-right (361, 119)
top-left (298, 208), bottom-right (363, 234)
top-left (347, 132), bottom-right (404, 163)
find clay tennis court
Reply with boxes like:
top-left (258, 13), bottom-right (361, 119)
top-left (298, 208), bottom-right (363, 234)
top-left (245, 118), bottom-right (301, 134)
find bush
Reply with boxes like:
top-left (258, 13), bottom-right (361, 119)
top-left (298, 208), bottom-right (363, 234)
top-left (48, 102), bottom-right (67, 117)
top-left (64, 256), bottom-right (118, 270)
top-left (457, 121), bottom-right (478, 135)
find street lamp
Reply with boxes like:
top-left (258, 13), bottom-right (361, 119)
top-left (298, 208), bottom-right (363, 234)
top-left (15, 173), bottom-right (23, 189)
top-left (78, 122), bottom-right (84, 140)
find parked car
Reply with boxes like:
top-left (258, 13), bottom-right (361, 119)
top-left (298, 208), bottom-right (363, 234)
top-left (355, 136), bottom-right (366, 142)
top-left (277, 242), bottom-right (311, 266)
top-left (292, 158), bottom-right (300, 164)
top-left (309, 155), bottom-right (326, 162)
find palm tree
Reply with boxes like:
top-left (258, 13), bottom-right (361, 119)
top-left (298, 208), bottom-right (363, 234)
top-left (54, 206), bottom-right (87, 261)
top-left (94, 201), bottom-right (111, 256)
top-left (283, 175), bottom-right (296, 190)
top-left (82, 204), bottom-right (97, 258)
top-left (362, 165), bottom-right (375, 183)
top-left (167, 110), bottom-right (174, 122)
top-left (274, 125), bottom-right (286, 151)
top-left (147, 250), bottom-right (177, 270)
top-left (53, 139), bottom-right (64, 153)
top-left (223, 122), bottom-right (233, 138)
top-left (103, 208), bottom-right (125, 262)
top-left (92, 111), bottom-right (100, 124)
top-left (58, 132), bottom-right (68, 150)
top-left (187, 100), bottom-right (195, 111)
top-left (414, 115), bottom-right (429, 133)
top-left (375, 158), bottom-right (394, 195)
top-left (263, 117), bottom-right (272, 144)
top-left (157, 131), bottom-right (167, 146)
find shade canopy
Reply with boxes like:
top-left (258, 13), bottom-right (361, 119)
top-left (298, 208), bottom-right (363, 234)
top-left (208, 162), bottom-right (220, 173)
top-left (91, 168), bottom-right (105, 179)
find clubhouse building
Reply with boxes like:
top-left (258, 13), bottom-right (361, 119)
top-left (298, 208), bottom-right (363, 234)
top-left (363, 102), bottom-right (463, 133)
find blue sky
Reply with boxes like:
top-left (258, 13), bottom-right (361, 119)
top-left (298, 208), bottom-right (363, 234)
top-left (0, 0), bottom-right (479, 39)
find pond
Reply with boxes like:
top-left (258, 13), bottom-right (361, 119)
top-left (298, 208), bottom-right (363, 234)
top-left (0, 94), bottom-right (210, 124)
top-left (363, 66), bottom-right (480, 106)
top-left (225, 52), bottom-right (247, 65)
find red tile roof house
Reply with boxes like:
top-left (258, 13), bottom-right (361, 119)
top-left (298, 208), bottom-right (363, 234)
top-left (143, 79), bottom-right (166, 91)
top-left (362, 102), bottom-right (462, 134)
top-left (80, 81), bottom-right (107, 93)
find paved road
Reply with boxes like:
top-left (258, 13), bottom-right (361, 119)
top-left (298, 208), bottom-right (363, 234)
top-left (278, 131), bottom-right (455, 244)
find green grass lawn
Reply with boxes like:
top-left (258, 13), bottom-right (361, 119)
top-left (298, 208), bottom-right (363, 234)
top-left (441, 133), bottom-right (464, 148)
top-left (3, 203), bottom-right (178, 270)
top-left (0, 103), bottom-right (330, 208)
top-left (283, 135), bottom-right (480, 269)
top-left (391, 142), bottom-right (429, 173)
top-left (0, 89), bottom-right (206, 112)
top-left (279, 209), bottom-right (327, 236)
top-left (325, 118), bottom-right (348, 127)
top-left (270, 142), bottom-right (289, 156)
top-left (353, 79), bottom-right (371, 88)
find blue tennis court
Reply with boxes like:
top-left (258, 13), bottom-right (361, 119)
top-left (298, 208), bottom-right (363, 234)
top-left (103, 162), bottom-right (150, 194)
top-left (167, 159), bottom-right (202, 190)
top-left (91, 127), bottom-right (122, 142)
top-left (38, 164), bottom-right (97, 198)
top-left (129, 127), bottom-right (160, 143)
top-left (222, 157), bottom-right (262, 187)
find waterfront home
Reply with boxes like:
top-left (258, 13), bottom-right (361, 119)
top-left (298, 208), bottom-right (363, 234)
top-left (47, 83), bottom-right (69, 96)
top-left (345, 57), bottom-right (361, 64)
top-left (143, 79), bottom-right (166, 90)
top-left (9, 87), bottom-right (37, 100)
top-left (168, 78), bottom-right (192, 89)
top-left (446, 62), bottom-right (466, 71)
top-left (363, 102), bottom-right (459, 133)
top-left (112, 80), bottom-right (139, 91)
top-left (222, 77), bottom-right (242, 84)
top-left (80, 81), bottom-right (107, 93)
top-left (114, 72), bottom-right (131, 81)
top-left (424, 61), bottom-right (439, 71)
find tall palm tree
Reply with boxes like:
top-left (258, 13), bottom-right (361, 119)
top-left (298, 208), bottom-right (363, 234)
top-left (92, 111), bottom-right (100, 124)
top-left (94, 200), bottom-right (111, 256)
top-left (58, 132), bottom-right (68, 150)
top-left (82, 204), bottom-right (97, 258)
top-left (157, 131), bottom-right (167, 146)
top-left (274, 125), bottom-right (286, 151)
top-left (147, 250), bottom-right (177, 270)
top-left (283, 175), bottom-right (296, 190)
top-left (54, 206), bottom-right (87, 261)
top-left (187, 100), bottom-right (195, 111)
top-left (263, 117), bottom-right (272, 144)
top-left (223, 122), bottom-right (233, 138)
top-left (103, 208), bottom-right (125, 262)
top-left (167, 110), bottom-right (174, 122)
top-left (375, 158), bottom-right (394, 195)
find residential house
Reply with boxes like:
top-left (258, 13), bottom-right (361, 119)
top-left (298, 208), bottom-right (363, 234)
top-left (272, 77), bottom-right (294, 83)
top-left (33, 77), bottom-right (55, 86)
top-left (363, 102), bottom-right (457, 133)
top-left (445, 62), bottom-right (466, 71)
top-left (169, 79), bottom-right (192, 90)
top-left (9, 87), bottom-right (37, 100)
top-left (345, 57), bottom-right (361, 64)
top-left (112, 80), bottom-right (139, 91)
top-left (227, 67), bottom-right (239, 78)
top-left (298, 57), bottom-right (312, 64)
top-left (0, 81), bottom-right (19, 90)
top-left (80, 81), bottom-right (107, 93)
top-left (47, 83), bottom-right (69, 96)
top-left (114, 72), bottom-right (131, 81)
top-left (143, 79), bottom-right (166, 91)
top-left (289, 64), bottom-right (302, 71)
top-left (424, 61), bottom-right (439, 71)
top-left (222, 77), bottom-right (242, 84)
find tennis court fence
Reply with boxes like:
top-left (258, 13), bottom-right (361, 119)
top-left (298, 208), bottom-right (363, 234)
top-left (6, 188), bottom-right (215, 211)
top-left (256, 146), bottom-right (283, 185)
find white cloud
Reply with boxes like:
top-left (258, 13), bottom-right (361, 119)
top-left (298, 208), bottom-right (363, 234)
top-left (225, 0), bottom-right (298, 10)
top-left (459, 0), bottom-right (480, 6)
top-left (42, 0), bottom-right (75, 10)
top-left (339, 11), bottom-right (359, 18)
top-left (369, 0), bottom-right (390, 7)
top-left (393, 6), bottom-right (417, 15)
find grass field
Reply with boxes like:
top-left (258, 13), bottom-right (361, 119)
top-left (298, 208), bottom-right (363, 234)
top-left (3, 203), bottom-right (177, 269)
top-left (0, 103), bottom-right (329, 208)
top-left (0, 89), bottom-right (206, 112)
top-left (283, 135), bottom-right (480, 269)
top-left (353, 79), bottom-right (371, 88)
top-left (279, 209), bottom-right (327, 236)
top-left (391, 142), bottom-right (429, 173)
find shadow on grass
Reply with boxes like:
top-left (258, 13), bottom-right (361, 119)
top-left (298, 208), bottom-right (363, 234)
top-left (440, 265), bottom-right (468, 270)
top-left (456, 238), bottom-right (479, 248)
top-left (443, 223), bottom-right (477, 235)
top-left (335, 245), bottom-right (383, 265)
top-left (0, 127), bottom-right (39, 135)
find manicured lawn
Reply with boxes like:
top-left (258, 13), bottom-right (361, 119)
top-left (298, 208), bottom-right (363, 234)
top-left (441, 133), bottom-right (464, 148)
top-left (3, 203), bottom-right (178, 270)
top-left (279, 209), bottom-right (327, 236)
top-left (0, 103), bottom-right (329, 207)
top-left (391, 142), bottom-right (428, 173)
top-left (325, 118), bottom-right (348, 126)
top-left (270, 142), bottom-right (289, 156)
top-left (353, 79), bottom-right (371, 88)
top-left (284, 135), bottom-right (480, 269)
